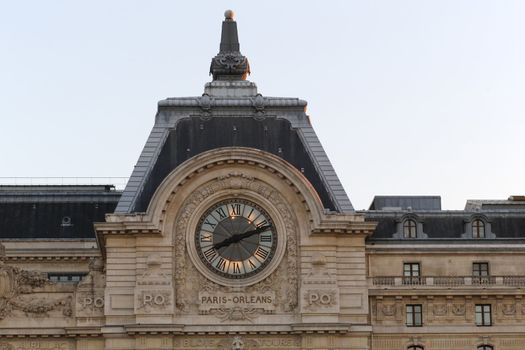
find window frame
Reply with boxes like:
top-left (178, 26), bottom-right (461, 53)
top-left (472, 262), bottom-right (489, 276)
top-left (472, 219), bottom-right (486, 238)
top-left (48, 273), bottom-right (87, 283)
top-left (472, 262), bottom-right (490, 284)
top-left (406, 304), bottom-right (423, 327)
top-left (475, 304), bottom-right (492, 326)
top-left (462, 216), bottom-right (495, 239)
top-left (403, 262), bottom-right (421, 284)
top-left (403, 219), bottom-right (418, 238)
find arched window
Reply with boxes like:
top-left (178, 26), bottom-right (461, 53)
top-left (403, 219), bottom-right (417, 238)
top-left (408, 346), bottom-right (424, 350)
top-left (477, 346), bottom-right (493, 350)
top-left (472, 219), bottom-right (485, 238)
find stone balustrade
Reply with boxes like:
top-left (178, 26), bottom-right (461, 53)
top-left (370, 275), bottom-right (525, 288)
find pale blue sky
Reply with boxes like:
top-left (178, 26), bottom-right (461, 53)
top-left (1, 1), bottom-right (524, 210)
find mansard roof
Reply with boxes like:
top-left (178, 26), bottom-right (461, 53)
top-left (0, 185), bottom-right (120, 239)
top-left (364, 196), bottom-right (525, 242)
top-left (114, 13), bottom-right (353, 214)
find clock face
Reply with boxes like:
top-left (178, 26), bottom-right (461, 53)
top-left (195, 199), bottom-right (277, 279)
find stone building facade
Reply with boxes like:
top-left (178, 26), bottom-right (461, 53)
top-left (1, 11), bottom-right (524, 350)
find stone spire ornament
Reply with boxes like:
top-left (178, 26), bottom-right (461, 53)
top-left (209, 10), bottom-right (251, 81)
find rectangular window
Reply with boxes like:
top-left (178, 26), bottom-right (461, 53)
top-left (406, 304), bottom-right (423, 326)
top-left (475, 304), bottom-right (492, 326)
top-left (472, 262), bottom-right (490, 284)
top-left (403, 263), bottom-right (421, 284)
top-left (48, 273), bottom-right (86, 283)
top-left (472, 262), bottom-right (489, 276)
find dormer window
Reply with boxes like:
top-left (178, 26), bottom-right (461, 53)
top-left (462, 215), bottom-right (495, 239)
top-left (472, 219), bottom-right (485, 238)
top-left (403, 219), bottom-right (417, 238)
top-left (393, 215), bottom-right (428, 239)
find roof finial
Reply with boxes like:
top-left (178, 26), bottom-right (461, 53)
top-left (224, 9), bottom-right (235, 21)
top-left (209, 10), bottom-right (250, 81)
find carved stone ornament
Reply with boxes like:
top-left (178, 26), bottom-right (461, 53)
top-left (409, 336), bottom-right (423, 346)
top-left (9, 295), bottom-right (72, 318)
top-left (135, 290), bottom-right (172, 314)
top-left (300, 254), bottom-right (339, 314)
top-left (174, 172), bottom-right (298, 316)
top-left (252, 94), bottom-right (266, 118)
top-left (0, 261), bottom-right (72, 320)
top-left (433, 303), bottom-right (448, 316)
top-left (502, 303), bottom-right (516, 315)
top-left (138, 254), bottom-right (171, 286)
top-left (199, 94), bottom-right (213, 118)
top-left (173, 336), bottom-right (300, 349)
top-left (0, 343), bottom-right (13, 350)
top-left (210, 52), bottom-right (250, 80)
top-left (231, 336), bottom-right (244, 350)
top-left (0, 341), bottom-right (73, 350)
top-left (77, 292), bottom-right (104, 313)
top-left (381, 304), bottom-right (396, 317)
top-left (452, 303), bottom-right (466, 316)
top-left (76, 257), bottom-right (106, 317)
top-left (302, 289), bottom-right (337, 310)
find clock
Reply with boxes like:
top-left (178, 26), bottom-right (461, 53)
top-left (195, 199), bottom-right (277, 279)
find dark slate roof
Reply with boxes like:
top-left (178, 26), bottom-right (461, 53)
top-left (369, 196), bottom-right (441, 210)
top-left (122, 115), bottom-right (348, 213)
top-left (115, 98), bottom-right (353, 213)
top-left (465, 197), bottom-right (525, 210)
top-left (364, 210), bottom-right (525, 241)
top-left (0, 185), bottom-right (120, 239)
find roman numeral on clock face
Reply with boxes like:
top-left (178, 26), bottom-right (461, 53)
top-left (254, 247), bottom-right (269, 261)
top-left (248, 259), bottom-right (257, 270)
top-left (246, 208), bottom-right (256, 221)
top-left (229, 203), bottom-right (242, 216)
top-left (232, 261), bottom-right (241, 274)
top-left (216, 257), bottom-right (227, 272)
top-left (255, 219), bottom-right (268, 228)
top-left (200, 232), bottom-right (213, 242)
top-left (203, 247), bottom-right (217, 261)
top-left (259, 233), bottom-right (272, 243)
top-left (215, 207), bottom-right (227, 219)
top-left (203, 219), bottom-right (216, 229)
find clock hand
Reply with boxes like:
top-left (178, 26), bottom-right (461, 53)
top-left (213, 225), bottom-right (271, 250)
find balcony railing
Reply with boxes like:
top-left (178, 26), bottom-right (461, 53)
top-left (371, 275), bottom-right (525, 288)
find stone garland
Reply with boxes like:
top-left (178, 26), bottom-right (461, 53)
top-left (0, 261), bottom-right (73, 320)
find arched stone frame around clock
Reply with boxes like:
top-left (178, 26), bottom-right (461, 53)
top-left (145, 147), bottom-right (327, 313)
top-left (145, 147), bottom-right (326, 229)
